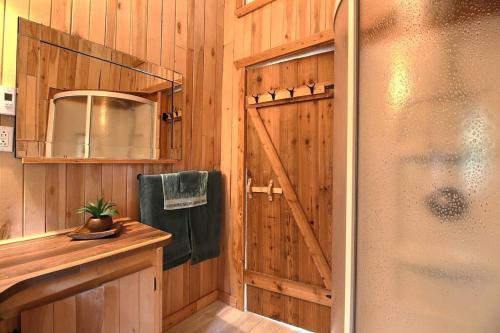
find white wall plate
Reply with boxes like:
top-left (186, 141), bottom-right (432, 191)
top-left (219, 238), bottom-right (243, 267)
top-left (0, 86), bottom-right (16, 116)
top-left (0, 126), bottom-right (14, 152)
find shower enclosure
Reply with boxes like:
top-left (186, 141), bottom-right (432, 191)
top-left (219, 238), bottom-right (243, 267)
top-left (333, 1), bottom-right (500, 332)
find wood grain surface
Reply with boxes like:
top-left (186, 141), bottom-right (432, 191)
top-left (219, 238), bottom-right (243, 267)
top-left (0, 221), bottom-right (170, 296)
top-left (0, 0), bottom-right (223, 327)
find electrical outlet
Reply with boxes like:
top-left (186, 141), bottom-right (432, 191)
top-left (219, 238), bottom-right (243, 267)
top-left (0, 126), bottom-right (14, 152)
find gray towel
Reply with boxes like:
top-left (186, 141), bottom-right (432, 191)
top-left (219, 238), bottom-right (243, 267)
top-left (189, 171), bottom-right (222, 264)
top-left (161, 171), bottom-right (208, 210)
top-left (139, 175), bottom-right (191, 269)
top-left (139, 171), bottom-right (222, 269)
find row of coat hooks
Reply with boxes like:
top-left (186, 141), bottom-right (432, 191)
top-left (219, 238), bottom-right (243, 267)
top-left (161, 107), bottom-right (183, 122)
top-left (247, 81), bottom-right (334, 106)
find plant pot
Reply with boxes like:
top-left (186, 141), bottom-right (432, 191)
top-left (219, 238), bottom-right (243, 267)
top-left (84, 215), bottom-right (113, 232)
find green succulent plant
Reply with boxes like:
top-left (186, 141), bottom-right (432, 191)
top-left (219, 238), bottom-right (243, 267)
top-left (77, 197), bottom-right (119, 218)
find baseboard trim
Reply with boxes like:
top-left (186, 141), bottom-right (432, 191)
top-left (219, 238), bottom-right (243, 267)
top-left (162, 290), bottom-right (219, 331)
top-left (217, 290), bottom-right (240, 309)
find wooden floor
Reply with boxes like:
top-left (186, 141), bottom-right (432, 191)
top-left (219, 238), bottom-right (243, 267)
top-left (165, 301), bottom-right (311, 333)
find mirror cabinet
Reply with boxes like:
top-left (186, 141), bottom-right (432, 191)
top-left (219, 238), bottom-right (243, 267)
top-left (16, 18), bottom-right (183, 163)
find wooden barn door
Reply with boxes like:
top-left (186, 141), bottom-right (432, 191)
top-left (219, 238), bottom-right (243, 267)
top-left (244, 52), bottom-right (334, 333)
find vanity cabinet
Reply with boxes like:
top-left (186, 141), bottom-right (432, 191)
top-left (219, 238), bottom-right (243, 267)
top-left (21, 267), bottom-right (156, 333)
top-left (0, 221), bottom-right (170, 333)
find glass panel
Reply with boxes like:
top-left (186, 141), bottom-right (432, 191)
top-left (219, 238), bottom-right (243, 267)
top-left (89, 95), bottom-right (155, 159)
top-left (356, 1), bottom-right (500, 332)
top-left (48, 96), bottom-right (87, 158)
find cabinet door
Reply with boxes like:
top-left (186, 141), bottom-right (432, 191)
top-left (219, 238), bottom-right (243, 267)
top-left (21, 267), bottom-right (157, 333)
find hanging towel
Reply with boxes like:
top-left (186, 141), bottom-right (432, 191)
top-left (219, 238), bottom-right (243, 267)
top-left (189, 171), bottom-right (222, 264)
top-left (161, 171), bottom-right (209, 210)
top-left (139, 174), bottom-right (191, 269)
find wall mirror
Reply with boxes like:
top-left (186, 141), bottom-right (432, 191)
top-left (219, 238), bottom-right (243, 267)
top-left (16, 18), bottom-right (183, 163)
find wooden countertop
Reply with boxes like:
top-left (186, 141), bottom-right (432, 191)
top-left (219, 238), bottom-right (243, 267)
top-left (0, 220), bottom-right (171, 296)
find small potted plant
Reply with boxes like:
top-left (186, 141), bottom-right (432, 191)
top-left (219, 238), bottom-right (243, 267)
top-left (77, 197), bottom-right (119, 232)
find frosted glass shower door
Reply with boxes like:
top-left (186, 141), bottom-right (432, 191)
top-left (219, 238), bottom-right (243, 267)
top-left (356, 1), bottom-right (500, 332)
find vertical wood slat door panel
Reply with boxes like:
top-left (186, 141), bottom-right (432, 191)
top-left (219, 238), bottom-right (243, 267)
top-left (139, 266), bottom-right (156, 333)
top-left (76, 287), bottom-right (104, 333)
top-left (102, 280), bottom-right (120, 333)
top-left (119, 272), bottom-right (140, 332)
top-left (20, 267), bottom-right (157, 333)
top-left (0, 317), bottom-right (20, 333)
top-left (245, 52), bottom-right (333, 333)
top-left (54, 296), bottom-right (76, 333)
top-left (21, 303), bottom-right (54, 333)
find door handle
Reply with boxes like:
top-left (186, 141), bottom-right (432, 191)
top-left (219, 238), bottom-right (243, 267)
top-left (246, 178), bottom-right (283, 201)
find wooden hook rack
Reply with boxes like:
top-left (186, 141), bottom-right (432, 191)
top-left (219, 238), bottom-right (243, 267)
top-left (246, 81), bottom-right (333, 107)
top-left (246, 178), bottom-right (283, 201)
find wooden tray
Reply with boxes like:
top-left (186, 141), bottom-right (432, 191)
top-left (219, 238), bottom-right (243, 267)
top-left (67, 222), bottom-right (124, 240)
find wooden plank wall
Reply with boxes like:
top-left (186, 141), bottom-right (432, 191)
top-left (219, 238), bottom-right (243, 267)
top-left (0, 0), bottom-right (224, 323)
top-left (219, 0), bottom-right (335, 307)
